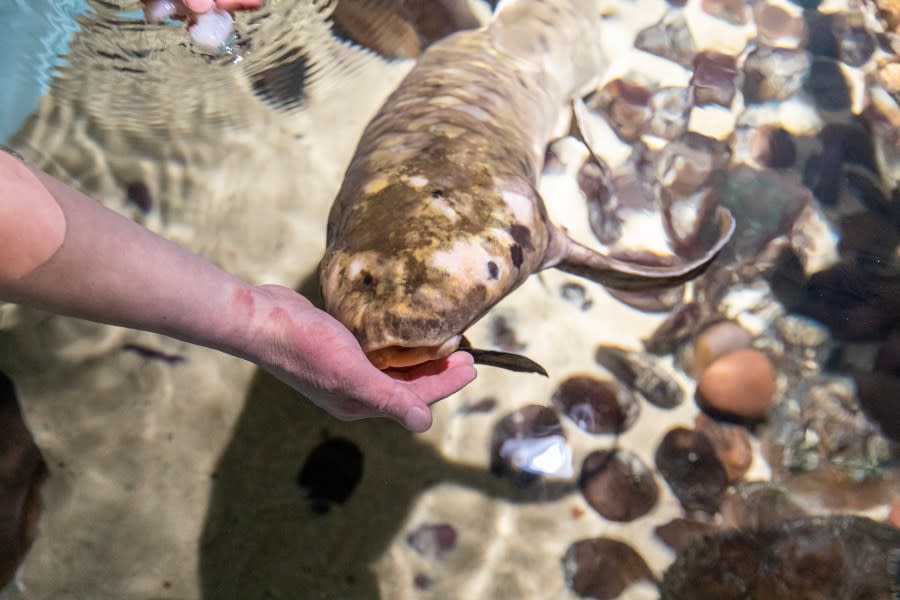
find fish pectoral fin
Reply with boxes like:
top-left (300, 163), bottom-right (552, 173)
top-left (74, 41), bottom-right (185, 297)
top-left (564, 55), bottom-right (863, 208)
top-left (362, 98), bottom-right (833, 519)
top-left (555, 206), bottom-right (736, 291)
top-left (458, 337), bottom-right (548, 376)
top-left (557, 98), bottom-right (736, 291)
top-left (570, 98), bottom-right (606, 169)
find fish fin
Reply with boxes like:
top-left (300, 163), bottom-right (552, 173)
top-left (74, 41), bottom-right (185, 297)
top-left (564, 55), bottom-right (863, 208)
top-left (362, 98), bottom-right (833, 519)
top-left (554, 205), bottom-right (735, 291)
top-left (556, 97), bottom-right (736, 291)
top-left (459, 337), bottom-right (548, 376)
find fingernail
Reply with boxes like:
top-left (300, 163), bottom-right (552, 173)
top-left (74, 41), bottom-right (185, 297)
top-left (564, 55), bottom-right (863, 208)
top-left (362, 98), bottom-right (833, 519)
top-left (405, 406), bottom-right (432, 432)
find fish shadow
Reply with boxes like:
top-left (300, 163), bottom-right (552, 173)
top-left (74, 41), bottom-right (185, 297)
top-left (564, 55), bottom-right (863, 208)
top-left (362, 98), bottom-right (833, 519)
top-left (198, 277), bottom-right (573, 599)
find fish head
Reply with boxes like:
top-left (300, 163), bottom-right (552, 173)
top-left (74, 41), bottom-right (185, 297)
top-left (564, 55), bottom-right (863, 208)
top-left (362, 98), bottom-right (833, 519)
top-left (320, 176), bottom-right (547, 369)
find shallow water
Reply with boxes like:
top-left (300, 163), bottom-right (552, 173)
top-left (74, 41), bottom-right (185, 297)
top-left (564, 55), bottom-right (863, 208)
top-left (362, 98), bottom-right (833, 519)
top-left (1, 1), bottom-right (898, 599)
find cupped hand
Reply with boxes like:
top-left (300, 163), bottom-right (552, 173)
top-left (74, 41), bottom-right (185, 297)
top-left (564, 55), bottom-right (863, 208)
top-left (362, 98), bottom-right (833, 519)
top-left (241, 284), bottom-right (477, 432)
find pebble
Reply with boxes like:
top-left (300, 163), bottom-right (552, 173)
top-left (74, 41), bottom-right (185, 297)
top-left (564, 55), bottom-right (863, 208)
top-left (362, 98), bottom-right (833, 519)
top-left (490, 405), bottom-right (572, 483)
top-left (490, 315), bottom-right (526, 352)
top-left (694, 413), bottom-right (753, 482)
top-left (720, 481), bottom-right (807, 530)
top-left (634, 12), bottom-right (697, 68)
top-left (660, 516), bottom-right (900, 599)
top-left (562, 537), bottom-right (656, 600)
top-left (579, 449), bottom-right (660, 522)
top-left (654, 518), bottom-right (720, 552)
top-left (406, 523), bottom-right (457, 559)
top-left (700, 0), bottom-right (751, 25)
top-left (749, 125), bottom-right (797, 169)
top-left (586, 79), bottom-right (654, 142)
top-left (577, 159), bottom-right (620, 246)
top-left (655, 427), bottom-right (730, 514)
top-left (655, 132), bottom-right (730, 196)
top-left (690, 321), bottom-right (753, 379)
top-left (741, 47), bottom-right (811, 103)
top-left (595, 345), bottom-right (685, 409)
top-left (296, 437), bottom-right (364, 514)
top-left (753, 3), bottom-right (806, 48)
top-left (696, 349), bottom-right (777, 420)
top-left (551, 375), bottom-right (640, 435)
top-left (644, 302), bottom-right (711, 356)
top-left (648, 87), bottom-right (692, 140)
top-left (560, 281), bottom-right (594, 311)
top-left (690, 52), bottom-right (738, 106)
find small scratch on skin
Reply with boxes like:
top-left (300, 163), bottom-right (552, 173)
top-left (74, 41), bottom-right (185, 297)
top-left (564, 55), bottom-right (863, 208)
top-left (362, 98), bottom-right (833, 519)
top-left (121, 344), bottom-right (185, 364)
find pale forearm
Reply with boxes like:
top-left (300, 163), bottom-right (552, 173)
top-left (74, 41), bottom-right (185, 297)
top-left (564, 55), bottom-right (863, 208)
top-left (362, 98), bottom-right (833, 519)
top-left (0, 152), bottom-right (254, 355)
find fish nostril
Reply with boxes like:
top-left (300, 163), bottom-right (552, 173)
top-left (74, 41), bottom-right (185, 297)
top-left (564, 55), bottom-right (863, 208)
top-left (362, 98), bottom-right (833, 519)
top-left (487, 261), bottom-right (500, 280)
top-left (431, 189), bottom-right (444, 199)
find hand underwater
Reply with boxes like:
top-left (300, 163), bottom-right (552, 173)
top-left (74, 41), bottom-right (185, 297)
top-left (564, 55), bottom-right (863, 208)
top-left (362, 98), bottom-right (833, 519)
top-left (243, 285), bottom-right (477, 432)
top-left (143, 0), bottom-right (264, 50)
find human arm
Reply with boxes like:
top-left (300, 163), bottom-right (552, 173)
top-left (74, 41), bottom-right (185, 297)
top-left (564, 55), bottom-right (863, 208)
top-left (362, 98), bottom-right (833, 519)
top-left (0, 151), bottom-right (476, 431)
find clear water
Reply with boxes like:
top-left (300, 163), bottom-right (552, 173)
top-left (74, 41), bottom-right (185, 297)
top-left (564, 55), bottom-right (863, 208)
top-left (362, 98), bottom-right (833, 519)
top-left (1, 1), bottom-right (898, 599)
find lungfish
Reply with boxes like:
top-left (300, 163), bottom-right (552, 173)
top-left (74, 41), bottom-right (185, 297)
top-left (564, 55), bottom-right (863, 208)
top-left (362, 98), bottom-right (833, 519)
top-left (320, 0), bottom-right (735, 370)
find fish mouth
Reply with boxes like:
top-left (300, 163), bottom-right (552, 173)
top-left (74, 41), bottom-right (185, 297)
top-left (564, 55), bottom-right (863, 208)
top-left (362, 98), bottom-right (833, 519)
top-left (365, 336), bottom-right (462, 370)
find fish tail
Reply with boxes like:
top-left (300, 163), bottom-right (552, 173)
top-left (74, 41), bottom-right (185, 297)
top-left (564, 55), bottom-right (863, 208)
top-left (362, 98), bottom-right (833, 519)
top-left (489, 0), bottom-right (606, 98)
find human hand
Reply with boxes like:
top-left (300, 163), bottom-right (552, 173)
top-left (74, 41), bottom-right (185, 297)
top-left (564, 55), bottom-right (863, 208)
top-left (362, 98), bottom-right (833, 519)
top-left (238, 285), bottom-right (477, 432)
top-left (143, 0), bottom-right (264, 50)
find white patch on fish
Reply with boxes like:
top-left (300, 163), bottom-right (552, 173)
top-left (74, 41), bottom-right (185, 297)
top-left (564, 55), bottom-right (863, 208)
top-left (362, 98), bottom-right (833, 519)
top-left (430, 240), bottom-right (504, 284)
top-left (501, 189), bottom-right (535, 224)
top-left (407, 174), bottom-right (429, 188)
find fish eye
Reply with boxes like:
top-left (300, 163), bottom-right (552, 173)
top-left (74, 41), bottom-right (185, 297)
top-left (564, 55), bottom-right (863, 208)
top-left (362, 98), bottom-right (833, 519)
top-left (362, 272), bottom-right (374, 285)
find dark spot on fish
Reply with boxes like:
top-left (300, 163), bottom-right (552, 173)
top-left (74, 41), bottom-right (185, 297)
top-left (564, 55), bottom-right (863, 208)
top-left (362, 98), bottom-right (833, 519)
top-left (431, 189), bottom-right (444, 199)
top-left (510, 244), bottom-right (524, 268)
top-left (509, 224), bottom-right (534, 250)
top-left (487, 261), bottom-right (500, 280)
top-left (362, 272), bottom-right (375, 286)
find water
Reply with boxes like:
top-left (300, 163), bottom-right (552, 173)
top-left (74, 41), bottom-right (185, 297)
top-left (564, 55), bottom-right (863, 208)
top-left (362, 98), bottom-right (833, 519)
top-left (1, 1), bottom-right (898, 598)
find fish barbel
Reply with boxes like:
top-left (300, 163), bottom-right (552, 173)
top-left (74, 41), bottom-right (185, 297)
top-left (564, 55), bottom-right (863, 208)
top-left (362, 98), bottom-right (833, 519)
top-left (320, 0), bottom-right (735, 370)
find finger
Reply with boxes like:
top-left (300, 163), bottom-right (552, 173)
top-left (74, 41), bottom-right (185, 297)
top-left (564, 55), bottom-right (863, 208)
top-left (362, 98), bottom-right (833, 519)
top-left (182, 0), bottom-right (214, 12)
top-left (216, 0), bottom-right (264, 9)
top-left (402, 353), bottom-right (477, 405)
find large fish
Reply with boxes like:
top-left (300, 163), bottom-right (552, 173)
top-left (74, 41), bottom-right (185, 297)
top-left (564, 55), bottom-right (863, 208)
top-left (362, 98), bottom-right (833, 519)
top-left (320, 0), bottom-right (735, 370)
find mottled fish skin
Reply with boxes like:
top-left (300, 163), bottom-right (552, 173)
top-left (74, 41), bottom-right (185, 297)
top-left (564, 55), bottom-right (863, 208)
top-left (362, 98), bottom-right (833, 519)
top-left (320, 0), bottom-right (732, 370)
top-left (321, 0), bottom-right (603, 368)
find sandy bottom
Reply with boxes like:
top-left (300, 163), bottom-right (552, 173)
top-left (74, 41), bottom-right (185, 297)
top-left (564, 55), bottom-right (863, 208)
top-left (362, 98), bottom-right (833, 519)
top-left (1, 0), bottom-right (897, 598)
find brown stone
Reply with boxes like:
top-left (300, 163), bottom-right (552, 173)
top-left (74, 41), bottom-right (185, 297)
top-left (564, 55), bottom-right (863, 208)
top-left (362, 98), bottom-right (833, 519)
top-left (694, 413), bottom-right (753, 482)
top-left (690, 321), bottom-right (753, 379)
top-left (697, 349), bottom-right (777, 420)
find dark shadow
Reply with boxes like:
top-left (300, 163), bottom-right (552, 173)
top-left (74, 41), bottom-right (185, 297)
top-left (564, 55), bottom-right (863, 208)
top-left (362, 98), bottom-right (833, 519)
top-left (198, 367), bottom-right (574, 600)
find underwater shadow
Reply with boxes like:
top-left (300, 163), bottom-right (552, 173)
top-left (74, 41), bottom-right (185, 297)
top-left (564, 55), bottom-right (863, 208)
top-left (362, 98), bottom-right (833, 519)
top-left (198, 279), bottom-right (573, 599)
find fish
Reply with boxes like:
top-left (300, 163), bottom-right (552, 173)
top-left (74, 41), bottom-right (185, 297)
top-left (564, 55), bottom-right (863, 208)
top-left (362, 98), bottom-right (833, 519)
top-left (319, 0), bottom-right (735, 371)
